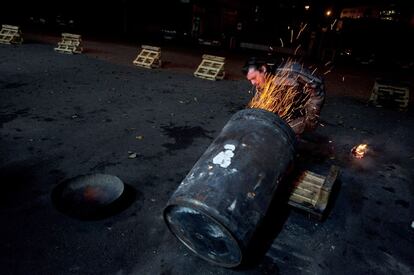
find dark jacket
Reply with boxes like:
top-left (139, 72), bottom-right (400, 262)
top-left (261, 63), bottom-right (325, 135)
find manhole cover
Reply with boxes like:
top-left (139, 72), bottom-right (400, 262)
top-left (52, 174), bottom-right (134, 220)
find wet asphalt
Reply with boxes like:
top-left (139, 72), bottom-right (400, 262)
top-left (1, 42), bottom-right (413, 275)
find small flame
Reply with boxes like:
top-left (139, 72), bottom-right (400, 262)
top-left (352, 144), bottom-right (368, 159)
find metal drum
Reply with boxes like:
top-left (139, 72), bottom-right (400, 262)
top-left (164, 109), bottom-right (297, 267)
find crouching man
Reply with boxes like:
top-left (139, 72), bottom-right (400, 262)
top-left (243, 58), bottom-right (325, 135)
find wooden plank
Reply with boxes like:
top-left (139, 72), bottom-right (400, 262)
top-left (58, 41), bottom-right (79, 47)
top-left (202, 54), bottom-right (225, 62)
top-left (0, 32), bottom-right (15, 37)
top-left (288, 165), bottom-right (340, 220)
top-left (312, 165), bottom-right (340, 215)
top-left (304, 170), bottom-right (326, 181)
top-left (194, 70), bottom-right (225, 80)
top-left (142, 45), bottom-right (160, 52)
top-left (62, 33), bottom-right (81, 39)
top-left (55, 43), bottom-right (77, 53)
top-left (200, 60), bottom-right (224, 67)
top-left (290, 193), bottom-right (315, 205)
top-left (194, 71), bottom-right (218, 78)
top-left (193, 72), bottom-right (216, 80)
top-left (322, 165), bottom-right (340, 192)
top-left (2, 24), bottom-right (19, 31)
top-left (55, 48), bottom-right (74, 54)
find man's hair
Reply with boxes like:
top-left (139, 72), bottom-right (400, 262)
top-left (242, 56), bottom-right (281, 75)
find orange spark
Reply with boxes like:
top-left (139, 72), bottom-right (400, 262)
top-left (296, 23), bottom-right (308, 40)
top-left (247, 61), bottom-right (310, 122)
top-left (294, 45), bottom-right (302, 55)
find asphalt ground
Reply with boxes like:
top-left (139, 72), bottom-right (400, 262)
top-left (1, 40), bottom-right (413, 275)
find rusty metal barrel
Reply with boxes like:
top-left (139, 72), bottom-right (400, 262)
top-left (163, 108), bottom-right (297, 267)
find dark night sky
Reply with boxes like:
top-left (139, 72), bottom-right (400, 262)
top-left (0, 0), bottom-right (412, 50)
top-left (2, 0), bottom-right (412, 18)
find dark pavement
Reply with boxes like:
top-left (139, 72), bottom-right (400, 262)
top-left (1, 42), bottom-right (413, 275)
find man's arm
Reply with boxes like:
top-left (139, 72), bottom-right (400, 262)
top-left (287, 82), bottom-right (325, 135)
top-left (275, 62), bottom-right (326, 135)
top-left (289, 117), bottom-right (306, 135)
top-left (304, 84), bottom-right (325, 131)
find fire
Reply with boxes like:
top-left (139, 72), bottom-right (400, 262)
top-left (351, 144), bottom-right (368, 159)
top-left (247, 61), bottom-right (310, 122)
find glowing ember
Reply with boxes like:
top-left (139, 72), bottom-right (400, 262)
top-left (351, 144), bottom-right (368, 159)
top-left (248, 61), bottom-right (310, 123)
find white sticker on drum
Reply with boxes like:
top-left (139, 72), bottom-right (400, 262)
top-left (213, 144), bottom-right (236, 168)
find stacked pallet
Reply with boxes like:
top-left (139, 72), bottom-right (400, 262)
top-left (194, 54), bottom-right (226, 81)
top-left (0, 25), bottom-right (23, 44)
top-left (369, 79), bottom-right (410, 111)
top-left (288, 165), bottom-right (340, 220)
top-left (133, 45), bottom-right (162, 69)
top-left (54, 33), bottom-right (83, 54)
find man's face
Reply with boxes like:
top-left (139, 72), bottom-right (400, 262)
top-left (246, 67), bottom-right (266, 88)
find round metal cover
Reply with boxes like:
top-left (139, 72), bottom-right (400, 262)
top-left (52, 174), bottom-right (128, 219)
top-left (164, 205), bottom-right (242, 267)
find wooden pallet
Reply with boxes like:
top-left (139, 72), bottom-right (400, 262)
top-left (133, 45), bottom-right (161, 69)
top-left (194, 54), bottom-right (225, 81)
top-left (369, 79), bottom-right (410, 111)
top-left (0, 25), bottom-right (23, 44)
top-left (288, 165), bottom-right (340, 220)
top-left (54, 33), bottom-right (83, 54)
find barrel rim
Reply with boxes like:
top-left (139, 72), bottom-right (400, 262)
top-left (232, 108), bottom-right (297, 148)
top-left (163, 201), bottom-right (243, 268)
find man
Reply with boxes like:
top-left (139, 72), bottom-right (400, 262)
top-left (243, 58), bottom-right (325, 135)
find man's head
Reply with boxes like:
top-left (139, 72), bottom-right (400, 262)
top-left (242, 57), bottom-right (278, 88)
top-left (246, 66), bottom-right (267, 87)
